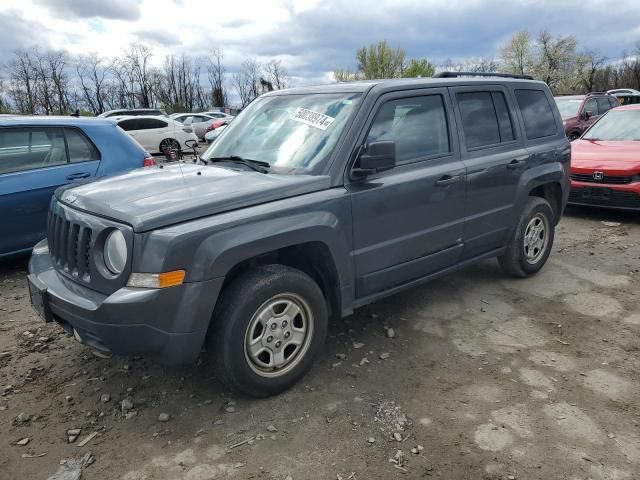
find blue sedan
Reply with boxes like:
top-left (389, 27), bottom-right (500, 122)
top-left (0, 116), bottom-right (154, 258)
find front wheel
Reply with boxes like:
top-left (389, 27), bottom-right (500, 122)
top-left (498, 197), bottom-right (555, 278)
top-left (209, 265), bottom-right (328, 397)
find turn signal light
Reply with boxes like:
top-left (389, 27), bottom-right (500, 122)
top-left (127, 270), bottom-right (186, 289)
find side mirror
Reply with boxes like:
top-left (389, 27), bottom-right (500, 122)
top-left (184, 117), bottom-right (193, 125)
top-left (583, 110), bottom-right (593, 120)
top-left (352, 141), bottom-right (396, 177)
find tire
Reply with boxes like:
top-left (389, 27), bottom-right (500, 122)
top-left (498, 196), bottom-right (555, 278)
top-left (209, 265), bottom-right (328, 397)
top-left (159, 138), bottom-right (180, 154)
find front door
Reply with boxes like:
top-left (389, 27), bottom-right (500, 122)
top-left (348, 88), bottom-right (466, 298)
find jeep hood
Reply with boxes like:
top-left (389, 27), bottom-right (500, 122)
top-left (56, 164), bottom-right (331, 231)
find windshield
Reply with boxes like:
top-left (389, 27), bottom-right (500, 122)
top-left (202, 92), bottom-right (362, 173)
top-left (554, 98), bottom-right (582, 119)
top-left (582, 110), bottom-right (640, 141)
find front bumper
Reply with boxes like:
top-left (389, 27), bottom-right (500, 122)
top-left (568, 181), bottom-right (640, 210)
top-left (27, 240), bottom-right (223, 365)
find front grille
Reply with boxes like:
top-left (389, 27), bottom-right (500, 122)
top-left (570, 173), bottom-right (635, 185)
top-left (47, 209), bottom-right (93, 281)
top-left (569, 188), bottom-right (640, 209)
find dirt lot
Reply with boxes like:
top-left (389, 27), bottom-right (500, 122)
top-left (1, 207), bottom-right (639, 480)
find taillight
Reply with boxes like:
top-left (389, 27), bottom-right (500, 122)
top-left (143, 153), bottom-right (156, 167)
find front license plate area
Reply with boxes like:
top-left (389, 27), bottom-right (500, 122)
top-left (583, 187), bottom-right (611, 201)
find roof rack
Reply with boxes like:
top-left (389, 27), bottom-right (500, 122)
top-left (433, 71), bottom-right (534, 80)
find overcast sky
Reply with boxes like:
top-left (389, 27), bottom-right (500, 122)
top-left (0, 0), bottom-right (639, 87)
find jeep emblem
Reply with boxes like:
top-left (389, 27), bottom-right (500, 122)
top-left (593, 171), bottom-right (604, 181)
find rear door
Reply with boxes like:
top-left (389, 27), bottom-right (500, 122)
top-left (349, 88), bottom-right (466, 297)
top-left (0, 126), bottom-right (100, 256)
top-left (450, 86), bottom-right (528, 258)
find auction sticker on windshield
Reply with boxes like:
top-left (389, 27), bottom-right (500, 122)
top-left (291, 108), bottom-right (335, 130)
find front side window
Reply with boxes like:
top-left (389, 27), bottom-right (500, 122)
top-left (515, 89), bottom-right (557, 139)
top-left (596, 97), bottom-right (612, 115)
top-left (118, 119), bottom-right (138, 131)
top-left (0, 127), bottom-right (67, 174)
top-left (366, 95), bottom-right (450, 163)
top-left (202, 92), bottom-right (362, 173)
top-left (583, 98), bottom-right (598, 116)
top-left (65, 128), bottom-right (100, 163)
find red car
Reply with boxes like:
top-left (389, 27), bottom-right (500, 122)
top-left (205, 118), bottom-right (232, 133)
top-left (569, 104), bottom-right (640, 210)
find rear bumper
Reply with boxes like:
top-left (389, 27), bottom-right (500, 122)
top-left (28, 240), bottom-right (223, 365)
top-left (568, 182), bottom-right (640, 210)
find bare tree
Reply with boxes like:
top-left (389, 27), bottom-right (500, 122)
top-left (264, 59), bottom-right (288, 89)
top-left (580, 50), bottom-right (607, 93)
top-left (8, 49), bottom-right (38, 113)
top-left (76, 54), bottom-right (109, 114)
top-left (234, 59), bottom-right (262, 107)
top-left (124, 43), bottom-right (154, 107)
top-left (206, 48), bottom-right (227, 107)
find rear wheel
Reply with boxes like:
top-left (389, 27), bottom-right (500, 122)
top-left (499, 197), bottom-right (555, 278)
top-left (209, 265), bottom-right (328, 397)
top-left (159, 138), bottom-right (180, 156)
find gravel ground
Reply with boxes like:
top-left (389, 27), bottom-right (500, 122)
top-left (1, 206), bottom-right (639, 480)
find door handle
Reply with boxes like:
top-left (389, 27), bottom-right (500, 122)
top-left (435, 175), bottom-right (462, 187)
top-left (507, 159), bottom-right (527, 170)
top-left (66, 172), bottom-right (91, 180)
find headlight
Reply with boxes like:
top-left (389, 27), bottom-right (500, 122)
top-left (103, 230), bottom-right (127, 275)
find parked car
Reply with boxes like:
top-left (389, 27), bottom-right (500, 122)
top-left (607, 88), bottom-right (640, 95)
top-left (611, 93), bottom-right (640, 106)
top-left (98, 108), bottom-right (168, 118)
top-left (0, 116), bottom-right (153, 258)
top-left (204, 124), bottom-right (227, 144)
top-left (171, 113), bottom-right (217, 140)
top-left (202, 111), bottom-right (234, 120)
top-left (568, 104), bottom-right (640, 210)
top-left (28, 73), bottom-right (569, 397)
top-left (554, 93), bottom-right (618, 140)
top-left (116, 116), bottom-right (198, 154)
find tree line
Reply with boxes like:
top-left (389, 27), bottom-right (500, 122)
top-left (0, 43), bottom-right (289, 115)
top-left (335, 34), bottom-right (640, 95)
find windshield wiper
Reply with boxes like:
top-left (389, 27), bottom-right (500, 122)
top-left (207, 155), bottom-right (270, 173)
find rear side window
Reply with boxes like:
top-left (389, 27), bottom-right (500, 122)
top-left (118, 119), bottom-right (138, 131)
top-left (138, 118), bottom-right (168, 129)
top-left (366, 94), bottom-right (450, 164)
top-left (514, 89), bottom-right (557, 140)
top-left (65, 128), bottom-right (100, 163)
top-left (457, 92), bottom-right (502, 148)
top-left (0, 127), bottom-right (67, 174)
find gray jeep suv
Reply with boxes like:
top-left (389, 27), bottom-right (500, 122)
top-left (28, 73), bottom-right (570, 397)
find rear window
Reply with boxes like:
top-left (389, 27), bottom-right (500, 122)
top-left (514, 89), bottom-right (557, 140)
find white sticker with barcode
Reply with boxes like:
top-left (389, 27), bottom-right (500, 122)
top-left (290, 108), bottom-right (335, 130)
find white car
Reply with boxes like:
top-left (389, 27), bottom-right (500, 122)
top-left (116, 116), bottom-right (198, 154)
top-left (202, 110), bottom-right (234, 120)
top-left (171, 113), bottom-right (217, 140)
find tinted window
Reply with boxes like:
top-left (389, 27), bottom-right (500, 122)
top-left (118, 119), bottom-right (138, 131)
top-left (137, 118), bottom-right (168, 129)
top-left (65, 128), bottom-right (100, 163)
top-left (515, 89), bottom-right (557, 139)
top-left (609, 97), bottom-right (620, 108)
top-left (596, 97), bottom-right (612, 115)
top-left (0, 127), bottom-right (67, 174)
top-left (366, 95), bottom-right (450, 163)
top-left (492, 92), bottom-right (515, 142)
top-left (457, 92), bottom-right (501, 148)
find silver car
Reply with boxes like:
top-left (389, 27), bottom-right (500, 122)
top-left (171, 113), bottom-right (217, 140)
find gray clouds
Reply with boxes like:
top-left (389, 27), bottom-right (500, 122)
top-left (34, 0), bottom-right (142, 20)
